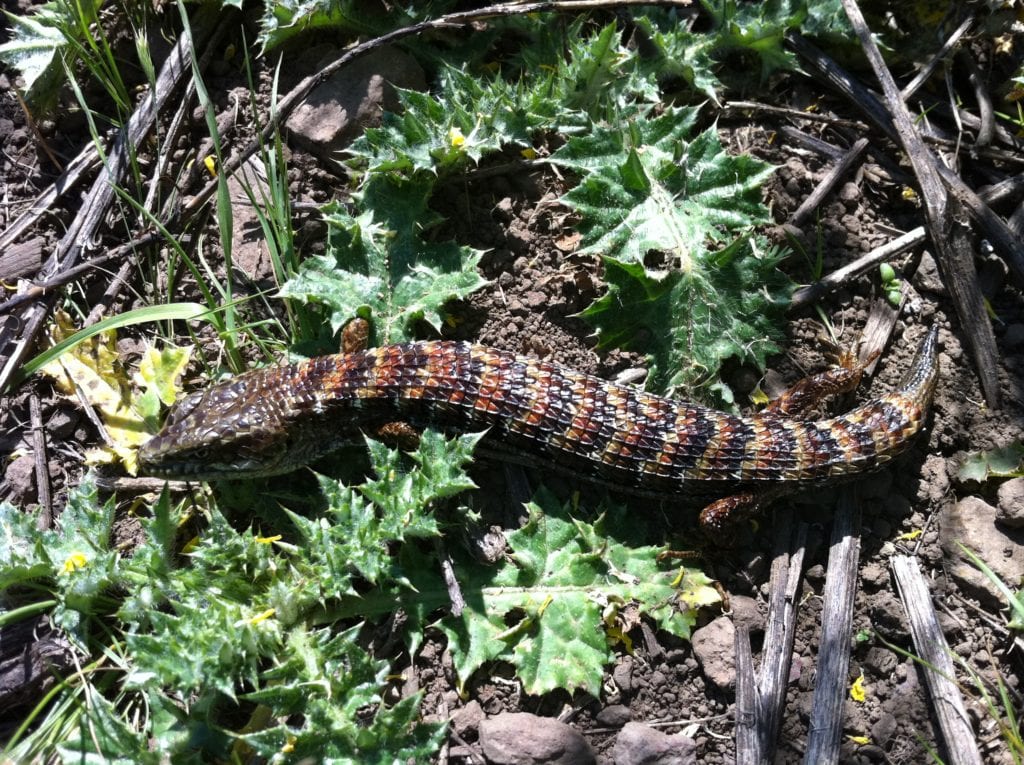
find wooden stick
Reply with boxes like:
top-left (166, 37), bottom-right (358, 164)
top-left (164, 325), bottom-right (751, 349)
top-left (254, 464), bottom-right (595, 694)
top-left (735, 509), bottom-right (807, 764)
top-left (789, 137), bottom-right (869, 228)
top-left (891, 556), bottom-right (984, 765)
top-left (778, 126), bottom-right (847, 162)
top-left (899, 15), bottom-right (974, 101)
top-left (804, 492), bottom-right (861, 764)
top-left (958, 51), bottom-right (994, 148)
top-left (789, 227), bottom-right (924, 309)
top-left (29, 394), bottom-right (53, 531)
top-left (723, 100), bottom-right (869, 130)
top-left (791, 161), bottom-right (1024, 309)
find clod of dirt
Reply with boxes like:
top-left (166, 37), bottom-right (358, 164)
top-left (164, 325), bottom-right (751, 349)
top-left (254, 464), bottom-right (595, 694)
top-left (3, 454), bottom-right (35, 505)
top-left (451, 699), bottom-right (485, 740)
top-left (727, 595), bottom-right (764, 635)
top-left (940, 495), bottom-right (1024, 607)
top-left (996, 478), bottom-right (1024, 526)
top-left (611, 721), bottom-right (696, 765)
top-left (594, 703), bottom-right (631, 727)
top-left (611, 656), bottom-right (634, 696)
top-left (691, 616), bottom-right (735, 692)
top-left (480, 712), bottom-right (595, 765)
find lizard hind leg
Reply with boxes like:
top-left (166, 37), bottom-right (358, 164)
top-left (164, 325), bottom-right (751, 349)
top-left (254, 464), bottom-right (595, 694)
top-left (761, 340), bottom-right (879, 420)
top-left (698, 340), bottom-right (876, 534)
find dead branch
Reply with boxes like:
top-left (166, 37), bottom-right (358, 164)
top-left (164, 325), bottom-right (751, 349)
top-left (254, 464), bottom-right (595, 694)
top-left (804, 493), bottom-right (861, 764)
top-left (736, 510), bottom-right (807, 764)
top-left (891, 556), bottom-right (984, 765)
top-left (0, 14), bottom-right (211, 393)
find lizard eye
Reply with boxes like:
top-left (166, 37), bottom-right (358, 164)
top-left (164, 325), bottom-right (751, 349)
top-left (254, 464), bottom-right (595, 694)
top-left (190, 446), bottom-right (211, 461)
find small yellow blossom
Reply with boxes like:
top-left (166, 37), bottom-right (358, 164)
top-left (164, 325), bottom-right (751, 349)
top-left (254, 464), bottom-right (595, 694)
top-left (846, 735), bottom-right (870, 745)
top-left (203, 156), bottom-right (217, 177)
top-left (255, 534), bottom-right (282, 545)
top-left (61, 552), bottom-right (88, 574)
top-left (250, 609), bottom-right (276, 625)
top-left (896, 529), bottom-right (922, 542)
top-left (448, 127), bottom-right (466, 148)
top-left (520, 147), bottom-right (538, 160)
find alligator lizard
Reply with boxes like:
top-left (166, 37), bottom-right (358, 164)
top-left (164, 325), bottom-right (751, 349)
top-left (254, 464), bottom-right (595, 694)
top-left (137, 327), bottom-right (939, 530)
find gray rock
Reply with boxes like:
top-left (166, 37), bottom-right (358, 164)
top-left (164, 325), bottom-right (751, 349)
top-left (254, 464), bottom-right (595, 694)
top-left (691, 616), bottom-right (735, 692)
top-left (997, 478), bottom-right (1024, 527)
top-left (285, 45), bottom-right (425, 156)
top-left (611, 722), bottom-right (696, 765)
top-left (912, 251), bottom-right (945, 294)
top-left (480, 712), bottom-right (595, 765)
top-left (940, 496), bottom-right (1024, 607)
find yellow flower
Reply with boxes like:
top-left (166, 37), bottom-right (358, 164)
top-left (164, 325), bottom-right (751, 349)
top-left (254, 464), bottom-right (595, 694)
top-left (250, 608), bottom-right (276, 625)
top-left (61, 552), bottom-right (88, 574)
top-left (255, 534), bottom-right (282, 545)
top-left (448, 127), bottom-right (466, 148)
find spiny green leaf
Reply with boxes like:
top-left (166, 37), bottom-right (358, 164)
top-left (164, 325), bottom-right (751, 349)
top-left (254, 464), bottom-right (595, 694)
top-left (553, 109), bottom-right (773, 275)
top-left (279, 174), bottom-right (486, 344)
top-left (258, 0), bottom-right (409, 52)
top-left (56, 692), bottom-right (159, 765)
top-left (632, 15), bottom-right (723, 102)
top-left (581, 244), bottom-right (791, 395)
top-left (242, 624), bottom-right (444, 762)
top-left (0, 501), bottom-right (53, 590)
top-left (289, 431), bottom-right (479, 590)
top-left (421, 489), bottom-right (719, 695)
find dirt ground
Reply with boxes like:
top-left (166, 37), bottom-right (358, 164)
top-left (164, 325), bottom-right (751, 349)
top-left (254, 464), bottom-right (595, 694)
top-left (2, 4), bottom-right (1023, 763)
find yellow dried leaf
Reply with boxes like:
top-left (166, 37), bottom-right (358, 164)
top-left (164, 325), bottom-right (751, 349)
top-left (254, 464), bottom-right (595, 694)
top-left (749, 385), bottom-right (771, 406)
top-left (136, 344), bottom-right (191, 406)
top-left (846, 735), bottom-right (870, 745)
top-left (39, 316), bottom-right (191, 475)
top-left (896, 529), bottom-right (922, 542)
top-left (850, 672), bottom-right (867, 702)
